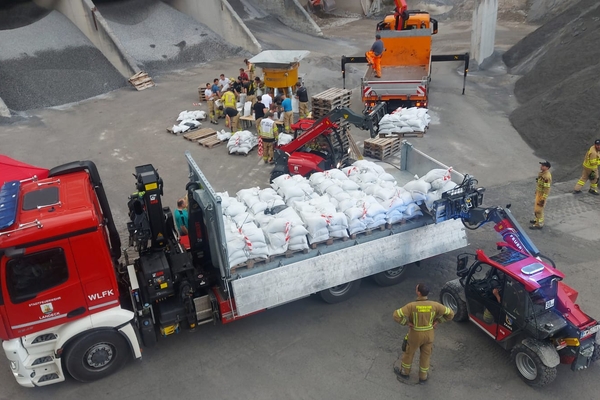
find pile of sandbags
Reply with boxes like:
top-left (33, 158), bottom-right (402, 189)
top-left (217, 189), bottom-right (310, 268)
top-left (170, 110), bottom-right (206, 134)
top-left (227, 130), bottom-right (258, 155)
top-left (377, 107), bottom-right (430, 134)
top-left (217, 162), bottom-right (456, 269)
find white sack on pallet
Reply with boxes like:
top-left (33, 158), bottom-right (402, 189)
top-left (227, 130), bottom-right (258, 155)
top-left (171, 119), bottom-right (201, 134)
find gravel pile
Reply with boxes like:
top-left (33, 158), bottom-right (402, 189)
top-left (503, 0), bottom-right (600, 181)
top-left (0, 10), bottom-right (125, 112)
top-left (96, 0), bottom-right (243, 73)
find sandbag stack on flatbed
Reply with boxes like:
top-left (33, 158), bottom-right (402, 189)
top-left (217, 161), bottom-right (456, 269)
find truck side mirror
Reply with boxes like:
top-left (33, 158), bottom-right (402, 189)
top-left (457, 255), bottom-right (469, 277)
top-left (431, 18), bottom-right (438, 34)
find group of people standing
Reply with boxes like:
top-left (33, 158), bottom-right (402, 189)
top-left (201, 59), bottom-right (311, 165)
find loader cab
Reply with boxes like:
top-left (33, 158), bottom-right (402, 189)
top-left (286, 124), bottom-right (347, 177)
top-left (0, 173), bottom-right (121, 341)
top-left (461, 250), bottom-right (567, 348)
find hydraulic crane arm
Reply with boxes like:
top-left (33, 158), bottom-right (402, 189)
top-left (430, 175), bottom-right (540, 257)
top-left (279, 105), bottom-right (386, 154)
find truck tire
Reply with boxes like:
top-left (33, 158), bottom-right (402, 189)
top-left (511, 344), bottom-right (557, 387)
top-left (319, 279), bottom-right (361, 304)
top-left (440, 281), bottom-right (468, 322)
top-left (63, 330), bottom-right (130, 382)
top-left (373, 265), bottom-right (408, 286)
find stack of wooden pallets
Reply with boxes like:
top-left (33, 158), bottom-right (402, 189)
top-left (180, 128), bottom-right (223, 148)
top-left (311, 88), bottom-right (352, 119)
top-left (363, 136), bottom-right (401, 160)
top-left (128, 71), bottom-right (154, 91)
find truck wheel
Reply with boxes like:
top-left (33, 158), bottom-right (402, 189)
top-left (440, 281), bottom-right (468, 321)
top-left (319, 279), bottom-right (361, 304)
top-left (591, 343), bottom-right (600, 363)
top-left (373, 265), bottom-right (408, 286)
top-left (64, 330), bottom-right (130, 382)
top-left (511, 344), bottom-right (557, 387)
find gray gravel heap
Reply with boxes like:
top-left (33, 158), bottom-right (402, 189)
top-left (0, 10), bottom-right (125, 112)
top-left (97, 0), bottom-right (243, 73)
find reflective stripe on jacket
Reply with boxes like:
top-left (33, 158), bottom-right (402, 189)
top-left (394, 296), bottom-right (454, 331)
top-left (536, 170), bottom-right (552, 199)
top-left (260, 118), bottom-right (277, 139)
top-left (222, 91), bottom-right (236, 108)
top-left (583, 145), bottom-right (600, 169)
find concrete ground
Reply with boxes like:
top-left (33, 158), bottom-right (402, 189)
top-left (1, 16), bottom-right (600, 400)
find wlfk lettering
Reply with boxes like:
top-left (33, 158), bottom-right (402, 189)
top-left (88, 290), bottom-right (114, 301)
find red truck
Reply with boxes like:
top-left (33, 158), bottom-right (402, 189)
top-left (0, 147), bottom-right (475, 387)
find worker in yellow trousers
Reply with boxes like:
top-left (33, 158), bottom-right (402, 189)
top-left (393, 283), bottom-right (454, 384)
top-left (530, 161), bottom-right (552, 230)
top-left (574, 139), bottom-right (600, 195)
top-left (366, 34), bottom-right (384, 78)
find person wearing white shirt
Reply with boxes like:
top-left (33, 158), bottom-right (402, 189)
top-left (261, 91), bottom-right (272, 111)
top-left (204, 83), bottom-right (218, 124)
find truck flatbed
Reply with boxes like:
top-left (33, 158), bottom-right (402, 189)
top-left (365, 65), bottom-right (429, 82)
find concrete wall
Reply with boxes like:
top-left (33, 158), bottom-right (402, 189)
top-left (252, 0), bottom-right (322, 36)
top-left (34, 0), bottom-right (140, 79)
top-left (470, 0), bottom-right (498, 67)
top-left (165, 0), bottom-right (261, 54)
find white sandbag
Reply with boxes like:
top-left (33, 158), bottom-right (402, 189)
top-left (317, 179), bottom-right (336, 194)
top-left (289, 225), bottom-right (309, 237)
top-left (243, 101), bottom-right (252, 117)
top-left (329, 228), bottom-right (349, 238)
top-left (348, 219), bottom-right (367, 235)
top-left (440, 180), bottom-right (458, 193)
top-left (430, 178), bottom-right (446, 191)
top-left (340, 180), bottom-right (360, 191)
top-left (276, 207), bottom-right (304, 226)
top-left (309, 172), bottom-right (327, 186)
top-left (325, 169), bottom-right (348, 181)
top-left (271, 174), bottom-right (292, 190)
top-left (325, 184), bottom-right (344, 197)
top-left (421, 168), bottom-right (451, 183)
top-left (225, 202), bottom-right (247, 217)
top-left (232, 212), bottom-right (255, 226)
top-left (403, 179), bottom-right (431, 194)
top-left (345, 207), bottom-right (365, 220)
top-left (386, 209), bottom-right (405, 224)
top-left (338, 198), bottom-right (356, 212)
top-left (342, 166), bottom-right (360, 177)
top-left (278, 133), bottom-right (293, 146)
top-left (217, 130), bottom-right (232, 141)
top-left (403, 203), bottom-right (423, 219)
top-left (378, 173), bottom-right (396, 183)
top-left (398, 126), bottom-right (413, 133)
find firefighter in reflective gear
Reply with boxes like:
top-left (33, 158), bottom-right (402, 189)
top-left (574, 139), bottom-right (600, 195)
top-left (530, 161), bottom-right (552, 230)
top-left (260, 112), bottom-right (278, 164)
top-left (393, 283), bottom-right (454, 384)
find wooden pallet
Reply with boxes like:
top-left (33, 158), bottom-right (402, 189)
top-left (379, 131), bottom-right (425, 138)
top-left (349, 224), bottom-right (387, 239)
top-left (182, 127), bottom-right (216, 141)
top-left (167, 124), bottom-right (201, 135)
top-left (311, 88), bottom-right (352, 102)
top-left (230, 257), bottom-right (270, 274)
top-left (128, 71), bottom-right (154, 91)
top-left (363, 137), bottom-right (401, 160)
top-left (199, 135), bottom-right (223, 148)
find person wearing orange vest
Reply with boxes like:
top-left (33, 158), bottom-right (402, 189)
top-left (393, 283), bottom-right (454, 384)
top-left (530, 161), bottom-right (552, 229)
top-left (574, 139), bottom-right (600, 195)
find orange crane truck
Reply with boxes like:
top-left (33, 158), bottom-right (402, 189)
top-left (342, 0), bottom-right (469, 113)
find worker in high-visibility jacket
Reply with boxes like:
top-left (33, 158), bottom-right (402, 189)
top-left (393, 283), bottom-right (454, 384)
top-left (530, 161), bottom-right (552, 230)
top-left (259, 112), bottom-right (278, 164)
top-left (221, 88), bottom-right (237, 109)
top-left (574, 139), bottom-right (600, 195)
